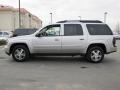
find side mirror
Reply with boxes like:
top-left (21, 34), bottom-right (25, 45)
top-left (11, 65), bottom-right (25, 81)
top-left (35, 33), bottom-right (42, 37)
top-left (13, 34), bottom-right (18, 37)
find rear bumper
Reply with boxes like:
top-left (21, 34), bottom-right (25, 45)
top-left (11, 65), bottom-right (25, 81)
top-left (106, 46), bottom-right (117, 54)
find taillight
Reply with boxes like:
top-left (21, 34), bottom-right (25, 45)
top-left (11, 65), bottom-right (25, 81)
top-left (113, 37), bottom-right (116, 47)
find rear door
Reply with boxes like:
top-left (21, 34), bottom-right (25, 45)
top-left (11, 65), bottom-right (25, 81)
top-left (62, 24), bottom-right (85, 53)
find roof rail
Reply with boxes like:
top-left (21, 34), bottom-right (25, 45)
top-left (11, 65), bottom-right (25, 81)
top-left (57, 20), bottom-right (103, 23)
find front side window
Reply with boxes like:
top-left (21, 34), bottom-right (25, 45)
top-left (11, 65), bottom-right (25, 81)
top-left (86, 24), bottom-right (113, 35)
top-left (40, 25), bottom-right (60, 36)
top-left (64, 24), bottom-right (83, 36)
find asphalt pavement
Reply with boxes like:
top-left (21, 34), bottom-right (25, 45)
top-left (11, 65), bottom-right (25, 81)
top-left (0, 41), bottom-right (120, 90)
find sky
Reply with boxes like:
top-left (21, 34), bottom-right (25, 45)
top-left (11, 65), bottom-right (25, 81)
top-left (0, 0), bottom-right (120, 30)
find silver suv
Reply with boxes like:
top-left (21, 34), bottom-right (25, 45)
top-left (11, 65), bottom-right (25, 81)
top-left (4, 20), bottom-right (117, 63)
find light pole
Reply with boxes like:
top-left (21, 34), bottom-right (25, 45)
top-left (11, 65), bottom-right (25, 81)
top-left (19, 0), bottom-right (21, 28)
top-left (29, 13), bottom-right (31, 28)
top-left (78, 16), bottom-right (82, 21)
top-left (50, 13), bottom-right (52, 24)
top-left (104, 12), bottom-right (108, 23)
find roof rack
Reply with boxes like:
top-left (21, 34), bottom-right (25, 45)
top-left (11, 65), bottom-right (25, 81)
top-left (57, 20), bottom-right (103, 23)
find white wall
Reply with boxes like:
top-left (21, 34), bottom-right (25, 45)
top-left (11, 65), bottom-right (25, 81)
top-left (0, 10), bottom-right (42, 31)
top-left (0, 11), bottom-right (14, 31)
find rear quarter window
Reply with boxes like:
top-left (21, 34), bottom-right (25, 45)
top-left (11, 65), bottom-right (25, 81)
top-left (86, 24), bottom-right (113, 35)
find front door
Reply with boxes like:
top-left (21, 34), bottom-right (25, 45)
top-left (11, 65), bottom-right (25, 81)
top-left (33, 24), bottom-right (62, 53)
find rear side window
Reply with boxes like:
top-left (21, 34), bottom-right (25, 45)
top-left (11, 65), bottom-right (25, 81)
top-left (86, 24), bottom-right (113, 35)
top-left (64, 24), bottom-right (83, 36)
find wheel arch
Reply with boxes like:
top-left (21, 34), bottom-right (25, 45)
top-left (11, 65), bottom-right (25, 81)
top-left (9, 43), bottom-right (30, 54)
top-left (87, 43), bottom-right (107, 54)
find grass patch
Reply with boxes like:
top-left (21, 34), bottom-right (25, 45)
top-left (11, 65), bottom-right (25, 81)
top-left (0, 40), bottom-right (7, 46)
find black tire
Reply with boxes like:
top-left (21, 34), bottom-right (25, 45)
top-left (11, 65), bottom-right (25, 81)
top-left (12, 45), bottom-right (30, 62)
top-left (86, 46), bottom-right (104, 63)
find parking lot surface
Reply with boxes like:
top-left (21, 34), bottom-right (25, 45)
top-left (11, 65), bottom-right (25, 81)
top-left (0, 42), bottom-right (120, 90)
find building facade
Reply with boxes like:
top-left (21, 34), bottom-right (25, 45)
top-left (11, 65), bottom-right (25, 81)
top-left (0, 5), bottom-right (42, 31)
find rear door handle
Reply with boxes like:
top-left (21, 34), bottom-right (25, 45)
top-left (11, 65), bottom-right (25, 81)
top-left (80, 39), bottom-right (84, 40)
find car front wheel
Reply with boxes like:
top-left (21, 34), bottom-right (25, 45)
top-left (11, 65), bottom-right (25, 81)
top-left (12, 45), bottom-right (30, 62)
top-left (86, 46), bottom-right (104, 63)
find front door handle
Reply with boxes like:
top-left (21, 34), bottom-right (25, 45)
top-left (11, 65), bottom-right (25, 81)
top-left (55, 38), bottom-right (59, 41)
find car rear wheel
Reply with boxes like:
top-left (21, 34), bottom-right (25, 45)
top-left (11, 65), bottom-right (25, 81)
top-left (86, 46), bottom-right (104, 63)
top-left (12, 45), bottom-right (30, 62)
